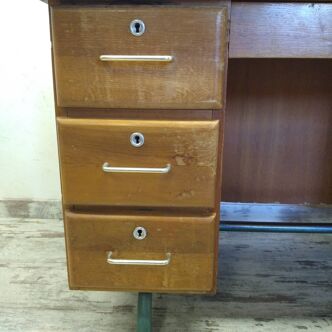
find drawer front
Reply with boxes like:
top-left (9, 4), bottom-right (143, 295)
top-left (58, 118), bottom-right (220, 208)
top-left (64, 210), bottom-right (217, 293)
top-left (51, 6), bottom-right (228, 109)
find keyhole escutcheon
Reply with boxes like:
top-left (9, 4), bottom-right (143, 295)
top-left (130, 132), bottom-right (145, 147)
top-left (133, 226), bottom-right (147, 240)
top-left (130, 19), bottom-right (145, 36)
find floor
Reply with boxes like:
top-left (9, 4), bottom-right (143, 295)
top-left (0, 201), bottom-right (331, 331)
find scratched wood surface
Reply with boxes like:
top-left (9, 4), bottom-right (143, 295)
top-left (229, 3), bottom-right (332, 58)
top-left (65, 210), bottom-right (217, 292)
top-left (57, 118), bottom-right (219, 209)
top-left (1, 201), bottom-right (331, 331)
top-left (51, 6), bottom-right (227, 109)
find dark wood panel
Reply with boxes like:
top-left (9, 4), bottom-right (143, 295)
top-left (222, 59), bottom-right (332, 204)
top-left (45, 0), bottom-right (332, 5)
top-left (229, 3), bottom-right (332, 58)
top-left (46, 0), bottom-right (230, 5)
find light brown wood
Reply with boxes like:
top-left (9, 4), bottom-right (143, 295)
top-left (229, 3), bottom-right (332, 58)
top-left (64, 209), bottom-right (217, 293)
top-left (222, 59), bottom-right (332, 204)
top-left (50, 6), bottom-right (228, 109)
top-left (57, 118), bottom-right (220, 208)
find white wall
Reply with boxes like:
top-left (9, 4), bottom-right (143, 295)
top-left (0, 0), bottom-right (61, 200)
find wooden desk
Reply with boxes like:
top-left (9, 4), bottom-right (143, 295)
top-left (45, 0), bottom-right (332, 295)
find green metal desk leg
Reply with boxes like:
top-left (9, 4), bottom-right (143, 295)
top-left (137, 293), bottom-right (152, 332)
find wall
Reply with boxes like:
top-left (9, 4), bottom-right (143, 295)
top-left (0, 0), bottom-right (61, 200)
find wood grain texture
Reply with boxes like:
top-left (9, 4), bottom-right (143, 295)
top-left (229, 3), bottom-right (332, 58)
top-left (47, 0), bottom-right (230, 6)
top-left (1, 216), bottom-right (332, 331)
top-left (65, 108), bottom-right (214, 120)
top-left (64, 210), bottom-right (217, 293)
top-left (222, 59), bottom-right (332, 204)
top-left (51, 6), bottom-right (228, 109)
top-left (57, 118), bottom-right (220, 208)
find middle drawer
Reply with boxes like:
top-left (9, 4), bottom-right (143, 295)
top-left (57, 118), bottom-right (219, 209)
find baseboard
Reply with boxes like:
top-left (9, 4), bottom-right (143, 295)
top-left (0, 200), bottom-right (62, 219)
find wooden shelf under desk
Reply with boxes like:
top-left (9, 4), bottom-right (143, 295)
top-left (222, 58), bottom-right (332, 205)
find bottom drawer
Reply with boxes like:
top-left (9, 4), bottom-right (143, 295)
top-left (64, 210), bottom-right (218, 293)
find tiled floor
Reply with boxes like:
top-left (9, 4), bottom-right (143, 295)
top-left (0, 201), bottom-right (331, 331)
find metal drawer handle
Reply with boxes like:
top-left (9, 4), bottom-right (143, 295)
top-left (107, 252), bottom-right (171, 266)
top-left (99, 55), bottom-right (173, 62)
top-left (102, 162), bottom-right (171, 174)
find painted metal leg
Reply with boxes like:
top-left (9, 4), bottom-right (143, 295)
top-left (137, 293), bottom-right (152, 332)
top-left (220, 223), bottom-right (332, 233)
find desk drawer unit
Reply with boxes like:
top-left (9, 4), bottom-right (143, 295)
top-left (57, 118), bottom-right (219, 208)
top-left (64, 210), bottom-right (217, 293)
top-left (50, 1), bottom-right (228, 294)
top-left (51, 6), bottom-right (228, 109)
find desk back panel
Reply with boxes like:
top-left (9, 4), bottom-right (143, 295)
top-left (222, 59), bottom-right (332, 204)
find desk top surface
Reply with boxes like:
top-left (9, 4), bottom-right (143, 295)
top-left (43, 0), bottom-right (332, 4)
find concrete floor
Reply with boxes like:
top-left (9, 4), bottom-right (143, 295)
top-left (0, 201), bottom-right (332, 331)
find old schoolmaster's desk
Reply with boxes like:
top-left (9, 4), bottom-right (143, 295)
top-left (44, 0), bottom-right (332, 330)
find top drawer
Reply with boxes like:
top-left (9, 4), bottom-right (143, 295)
top-left (51, 6), bottom-right (228, 110)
